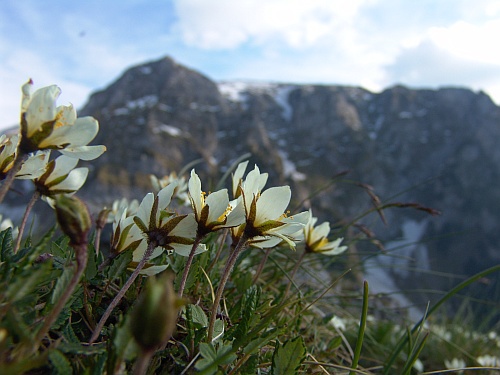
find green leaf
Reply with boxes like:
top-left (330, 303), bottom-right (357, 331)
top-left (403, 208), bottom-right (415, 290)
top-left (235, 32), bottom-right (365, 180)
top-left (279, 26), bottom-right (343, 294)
top-left (51, 265), bottom-right (75, 304)
top-left (0, 228), bottom-right (13, 261)
top-left (106, 250), bottom-right (133, 281)
top-left (62, 322), bottom-right (80, 344)
top-left (6, 262), bottom-right (52, 303)
top-left (48, 349), bottom-right (73, 375)
top-left (271, 336), bottom-right (307, 375)
top-left (243, 328), bottom-right (280, 358)
top-left (188, 304), bottom-right (208, 327)
top-left (239, 353), bottom-right (259, 375)
top-left (199, 342), bottom-right (217, 362)
top-left (232, 286), bottom-right (261, 348)
top-left (113, 315), bottom-right (138, 362)
top-left (196, 343), bottom-right (237, 375)
top-left (85, 243), bottom-right (98, 281)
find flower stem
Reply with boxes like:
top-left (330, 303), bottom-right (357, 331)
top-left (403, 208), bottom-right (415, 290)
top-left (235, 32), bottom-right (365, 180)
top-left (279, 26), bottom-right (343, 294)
top-left (31, 242), bottom-right (88, 354)
top-left (284, 250), bottom-right (307, 296)
top-left (133, 348), bottom-right (155, 375)
top-left (252, 248), bottom-right (271, 284)
top-left (206, 229), bottom-right (228, 273)
top-left (207, 234), bottom-right (248, 342)
top-left (178, 235), bottom-right (203, 297)
top-left (89, 240), bottom-right (157, 344)
top-left (14, 190), bottom-right (40, 254)
top-left (0, 152), bottom-right (28, 204)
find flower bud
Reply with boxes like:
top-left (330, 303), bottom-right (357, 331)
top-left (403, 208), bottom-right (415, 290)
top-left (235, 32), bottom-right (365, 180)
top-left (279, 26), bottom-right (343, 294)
top-left (130, 272), bottom-right (183, 351)
top-left (54, 195), bottom-right (91, 246)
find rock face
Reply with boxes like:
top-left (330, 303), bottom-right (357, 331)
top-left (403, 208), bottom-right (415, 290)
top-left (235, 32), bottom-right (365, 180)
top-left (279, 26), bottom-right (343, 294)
top-left (12, 56), bottom-right (500, 312)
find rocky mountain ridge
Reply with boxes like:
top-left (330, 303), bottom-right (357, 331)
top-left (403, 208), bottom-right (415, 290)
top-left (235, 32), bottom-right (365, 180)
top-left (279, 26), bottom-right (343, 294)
top-left (6, 56), bottom-right (500, 315)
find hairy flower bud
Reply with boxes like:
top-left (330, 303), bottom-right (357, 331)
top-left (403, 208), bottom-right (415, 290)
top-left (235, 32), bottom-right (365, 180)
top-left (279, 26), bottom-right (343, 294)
top-left (54, 195), bottom-right (91, 246)
top-left (130, 272), bottom-right (182, 351)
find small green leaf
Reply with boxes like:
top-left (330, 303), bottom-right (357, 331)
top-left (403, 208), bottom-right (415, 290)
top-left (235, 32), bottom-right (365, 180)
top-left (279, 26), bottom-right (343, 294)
top-left (52, 265), bottom-right (75, 304)
top-left (106, 250), bottom-right (133, 281)
top-left (196, 343), bottom-right (237, 375)
top-left (49, 349), bottom-right (73, 375)
top-left (213, 319), bottom-right (225, 341)
top-left (0, 228), bottom-right (14, 262)
top-left (271, 336), bottom-right (307, 375)
top-left (188, 304), bottom-right (208, 327)
top-left (199, 342), bottom-right (217, 361)
top-left (115, 315), bottom-right (139, 362)
top-left (85, 243), bottom-right (98, 280)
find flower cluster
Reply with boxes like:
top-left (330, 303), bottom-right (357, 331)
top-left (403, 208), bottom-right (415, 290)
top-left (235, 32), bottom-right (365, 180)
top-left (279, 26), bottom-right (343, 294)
top-left (0, 81), bottom-right (107, 252)
top-left (19, 80), bottom-right (106, 159)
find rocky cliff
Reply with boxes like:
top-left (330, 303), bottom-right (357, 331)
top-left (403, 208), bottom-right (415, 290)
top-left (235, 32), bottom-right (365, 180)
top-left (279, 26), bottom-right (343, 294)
top-left (8, 56), bottom-right (500, 315)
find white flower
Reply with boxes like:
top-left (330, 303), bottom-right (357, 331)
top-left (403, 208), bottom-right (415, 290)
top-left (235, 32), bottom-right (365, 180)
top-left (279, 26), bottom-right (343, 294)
top-left (0, 214), bottom-right (18, 238)
top-left (15, 151), bottom-right (49, 180)
top-left (444, 358), bottom-right (466, 371)
top-left (231, 161), bottom-right (267, 199)
top-left (110, 206), bottom-right (145, 255)
top-left (233, 164), bottom-right (308, 249)
top-left (476, 355), bottom-right (499, 366)
top-left (188, 169), bottom-right (245, 236)
top-left (304, 210), bottom-right (348, 256)
top-left (0, 134), bottom-right (19, 177)
top-left (34, 154), bottom-right (88, 197)
top-left (150, 172), bottom-right (189, 205)
top-left (413, 358), bottom-right (424, 373)
top-left (329, 315), bottom-right (347, 331)
top-left (19, 80), bottom-right (106, 160)
top-left (134, 183), bottom-right (206, 256)
top-left (0, 133), bottom-right (51, 181)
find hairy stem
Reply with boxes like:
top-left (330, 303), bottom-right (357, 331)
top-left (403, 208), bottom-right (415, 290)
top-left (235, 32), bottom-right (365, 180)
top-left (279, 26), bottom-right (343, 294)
top-left (14, 190), bottom-right (40, 253)
top-left (252, 248), bottom-right (272, 284)
top-left (89, 240), bottom-right (157, 344)
top-left (178, 235), bottom-right (203, 297)
top-left (207, 234), bottom-right (248, 342)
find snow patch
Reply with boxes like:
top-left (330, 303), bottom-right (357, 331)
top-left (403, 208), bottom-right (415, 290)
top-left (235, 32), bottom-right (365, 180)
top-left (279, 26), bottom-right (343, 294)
top-left (153, 124), bottom-right (182, 137)
top-left (113, 95), bottom-right (159, 115)
top-left (218, 81), bottom-right (295, 121)
top-left (139, 66), bottom-right (152, 74)
top-left (274, 86), bottom-right (295, 121)
top-left (363, 219), bottom-right (430, 321)
top-left (399, 111), bottom-right (413, 119)
top-left (127, 95), bottom-right (158, 109)
top-left (278, 150), bottom-right (306, 181)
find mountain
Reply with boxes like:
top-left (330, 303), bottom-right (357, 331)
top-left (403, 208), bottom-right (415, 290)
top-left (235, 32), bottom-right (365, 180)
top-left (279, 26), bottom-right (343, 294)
top-left (8, 56), bottom-right (500, 317)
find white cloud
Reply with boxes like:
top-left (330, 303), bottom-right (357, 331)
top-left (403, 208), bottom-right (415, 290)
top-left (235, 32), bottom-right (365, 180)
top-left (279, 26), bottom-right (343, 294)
top-left (172, 0), bottom-right (372, 49)
top-left (428, 20), bottom-right (500, 64)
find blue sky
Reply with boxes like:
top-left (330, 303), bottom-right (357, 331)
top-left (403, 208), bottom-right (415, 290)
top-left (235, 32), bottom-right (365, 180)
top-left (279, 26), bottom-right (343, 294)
top-left (2, 0), bottom-right (500, 130)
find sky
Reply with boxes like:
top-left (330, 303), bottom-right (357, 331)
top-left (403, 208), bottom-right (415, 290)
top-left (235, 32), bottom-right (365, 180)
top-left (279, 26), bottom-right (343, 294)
top-left (1, 0), bottom-right (500, 130)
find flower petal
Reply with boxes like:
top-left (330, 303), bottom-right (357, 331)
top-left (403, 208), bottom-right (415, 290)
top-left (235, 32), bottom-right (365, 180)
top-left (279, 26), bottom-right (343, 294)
top-left (205, 189), bottom-right (229, 223)
top-left (168, 214), bottom-right (197, 238)
top-left (48, 167), bottom-right (88, 192)
top-left (188, 169), bottom-right (203, 217)
top-left (174, 243), bottom-right (207, 256)
top-left (136, 193), bottom-right (154, 231)
top-left (25, 85), bottom-right (60, 137)
top-left (254, 186), bottom-right (291, 225)
top-left (59, 145), bottom-right (106, 160)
